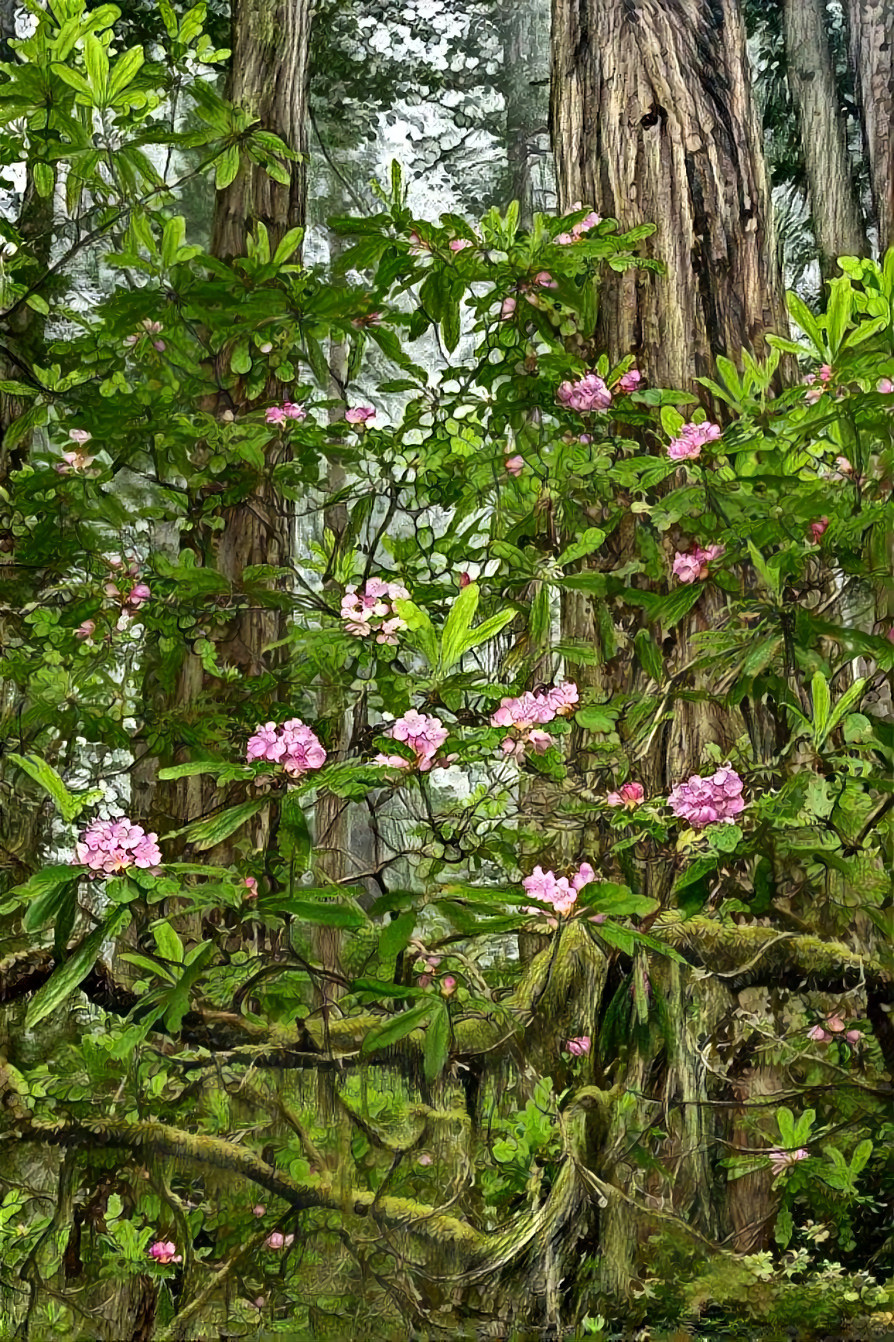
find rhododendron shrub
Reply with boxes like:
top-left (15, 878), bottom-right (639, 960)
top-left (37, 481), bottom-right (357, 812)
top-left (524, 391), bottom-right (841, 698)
top-left (0, 109), bottom-right (891, 1342)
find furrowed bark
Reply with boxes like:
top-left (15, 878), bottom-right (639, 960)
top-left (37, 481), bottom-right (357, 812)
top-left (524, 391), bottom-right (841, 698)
top-left (782, 0), bottom-right (867, 275)
top-left (846, 0), bottom-right (894, 255)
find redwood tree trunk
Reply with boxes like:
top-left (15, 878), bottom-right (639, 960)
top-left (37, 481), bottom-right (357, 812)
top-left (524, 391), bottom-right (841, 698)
top-left (210, 0), bottom-right (312, 260)
top-left (501, 0), bottom-right (550, 228)
top-left (846, 0), bottom-right (894, 255)
top-left (783, 0), bottom-right (867, 275)
top-left (550, 0), bottom-right (787, 391)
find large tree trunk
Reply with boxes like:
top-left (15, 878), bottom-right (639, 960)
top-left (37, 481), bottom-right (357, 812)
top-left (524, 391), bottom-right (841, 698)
top-left (135, 0), bottom-right (314, 853)
top-left (500, 0), bottom-right (550, 228)
top-left (210, 0), bottom-right (312, 261)
top-left (846, 0), bottom-right (894, 255)
top-left (549, 0), bottom-right (790, 1273)
top-left (783, 0), bottom-right (867, 275)
top-left (550, 0), bottom-right (786, 391)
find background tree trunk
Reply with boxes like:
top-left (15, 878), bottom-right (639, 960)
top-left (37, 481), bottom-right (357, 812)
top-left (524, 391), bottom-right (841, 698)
top-left (783, 0), bottom-right (867, 275)
top-left (500, 0), bottom-right (550, 228)
top-left (550, 0), bottom-right (787, 391)
top-left (846, 0), bottom-right (894, 255)
top-left (210, 0), bottom-right (312, 261)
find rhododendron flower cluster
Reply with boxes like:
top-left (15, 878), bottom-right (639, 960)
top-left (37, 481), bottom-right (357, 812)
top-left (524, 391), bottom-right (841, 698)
top-left (246, 720), bottom-right (327, 776)
top-left (667, 421), bottom-right (722, 461)
top-left (265, 401), bottom-right (306, 425)
top-left (768, 1148), bottom-right (809, 1176)
top-left (616, 369), bottom-right (642, 393)
top-left (56, 429), bottom-right (96, 475)
top-left (375, 710), bottom-right (451, 771)
top-left (340, 577), bottom-right (409, 643)
top-left (668, 765), bottom-right (745, 829)
top-left (522, 862), bottom-right (595, 918)
top-left (104, 555), bottom-right (150, 614)
top-left (557, 371), bottom-right (612, 413)
top-left (565, 1035), bottom-right (591, 1056)
top-left (265, 1232), bottom-right (294, 1250)
top-left (808, 1015), bottom-right (860, 1045)
top-left (74, 818), bottom-right (162, 876)
top-left (555, 203), bottom-right (601, 244)
top-left (125, 319), bottom-right (165, 352)
top-left (672, 544), bottom-right (724, 583)
top-left (491, 683), bottom-right (578, 758)
top-left (606, 781), bottom-right (644, 808)
top-left (148, 1240), bottom-right (181, 1264)
top-left (345, 406), bottom-right (375, 425)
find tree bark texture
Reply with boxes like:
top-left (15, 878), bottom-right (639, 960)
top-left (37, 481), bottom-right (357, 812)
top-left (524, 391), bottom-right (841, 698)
top-left (501, 0), bottom-right (550, 228)
top-left (550, 0), bottom-right (787, 393)
top-left (846, 0), bottom-right (894, 255)
top-left (210, 0), bottom-right (313, 260)
top-left (783, 0), bottom-right (867, 275)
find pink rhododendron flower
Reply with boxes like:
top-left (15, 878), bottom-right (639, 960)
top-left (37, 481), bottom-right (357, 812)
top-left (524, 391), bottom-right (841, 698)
top-left (557, 372), bottom-right (612, 413)
top-left (68, 429), bottom-right (92, 446)
top-left (566, 1036), bottom-right (591, 1056)
top-left (376, 710), bottom-right (450, 772)
top-left (533, 271), bottom-right (557, 288)
top-left (441, 976), bottom-right (457, 996)
top-left (125, 320), bottom-right (165, 352)
top-left (127, 583), bottom-right (151, 609)
top-left (252, 1204), bottom-right (266, 1217)
top-left (668, 765), bottom-right (745, 829)
top-left (845, 1029), bottom-right (861, 1046)
top-left (417, 974), bottom-right (433, 988)
top-left (282, 401), bottom-right (306, 420)
top-left (877, 377), bottom-right (894, 393)
top-left (265, 406), bottom-right (287, 425)
top-left (148, 1240), bottom-right (181, 1265)
top-left (803, 377), bottom-right (824, 405)
top-left (505, 454), bottom-right (525, 476)
top-left (345, 406), bottom-right (376, 425)
top-left (408, 231), bottom-right (431, 255)
top-left (75, 619), bottom-right (95, 640)
top-left (672, 544), bottom-right (724, 583)
top-left (499, 297), bottom-right (517, 320)
top-left (243, 877), bottom-right (258, 899)
top-left (768, 1148), bottom-right (809, 1176)
top-left (74, 818), bottom-right (162, 876)
top-left (341, 577), bottom-right (409, 642)
top-left (417, 1152), bottom-right (433, 1165)
top-left (459, 571), bottom-right (471, 589)
top-left (667, 421), bottom-right (722, 461)
top-left (606, 781), bottom-right (644, 808)
top-left (448, 238), bottom-right (472, 252)
top-left (807, 1024), bottom-right (831, 1043)
top-left (818, 364), bottom-right (833, 382)
top-left (491, 684), bottom-right (578, 760)
top-left (617, 369), bottom-right (642, 393)
top-left (825, 1015), bottom-right (846, 1034)
top-left (555, 205), bottom-right (601, 243)
top-left (835, 455), bottom-right (853, 475)
top-left (246, 719), bottom-right (327, 776)
top-left (808, 517), bottom-right (829, 544)
top-left (522, 862), bottom-right (595, 920)
top-left (56, 449), bottom-right (96, 475)
top-left (264, 1232), bottom-right (294, 1250)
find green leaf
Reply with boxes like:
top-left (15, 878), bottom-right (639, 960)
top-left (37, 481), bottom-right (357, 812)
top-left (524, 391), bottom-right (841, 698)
top-left (820, 676), bottom-right (866, 747)
top-left (785, 290), bottom-right (825, 356)
top-left (633, 629), bottom-right (663, 682)
top-left (8, 753), bottom-right (83, 823)
top-left (424, 1002), bottom-right (450, 1082)
top-left (459, 608), bottom-right (516, 658)
top-left (25, 907), bottom-right (130, 1029)
top-left (21, 871), bottom-right (79, 933)
top-left (557, 527), bottom-right (606, 568)
top-left (393, 598), bottom-right (439, 667)
top-left (258, 896), bottom-right (367, 929)
top-left (578, 883), bottom-right (658, 918)
top-left (379, 911), bottom-right (416, 962)
top-left (810, 671), bottom-right (831, 742)
top-left (441, 582), bottom-right (480, 671)
top-left (32, 162), bottom-right (54, 198)
top-left (107, 45), bottom-right (145, 103)
top-left (152, 921), bottom-right (184, 966)
top-left (167, 799), bottom-right (265, 851)
top-left (360, 1001), bottom-right (435, 1058)
top-left (82, 34), bottom-right (110, 100)
top-left (747, 540), bottom-right (780, 600)
top-left (215, 143), bottom-right (240, 189)
top-left (272, 227), bottom-right (304, 267)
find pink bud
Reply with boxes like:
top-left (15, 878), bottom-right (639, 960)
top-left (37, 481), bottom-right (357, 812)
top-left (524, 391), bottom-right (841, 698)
top-left (499, 297), bottom-right (517, 320)
top-left (818, 364), bottom-right (833, 382)
top-left (75, 619), bottom-right (96, 640)
top-left (417, 1152), bottom-right (433, 1166)
top-left (877, 377), bottom-right (894, 393)
top-left (252, 1204), bottom-right (265, 1216)
top-left (807, 1024), bottom-right (830, 1043)
top-left (808, 517), bottom-right (829, 544)
top-left (441, 975), bottom-right (457, 996)
top-left (505, 455), bottom-right (524, 476)
top-left (459, 572), bottom-right (471, 589)
top-left (825, 1015), bottom-right (846, 1033)
top-left (845, 1029), bottom-right (861, 1045)
top-left (243, 876), bottom-right (258, 898)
